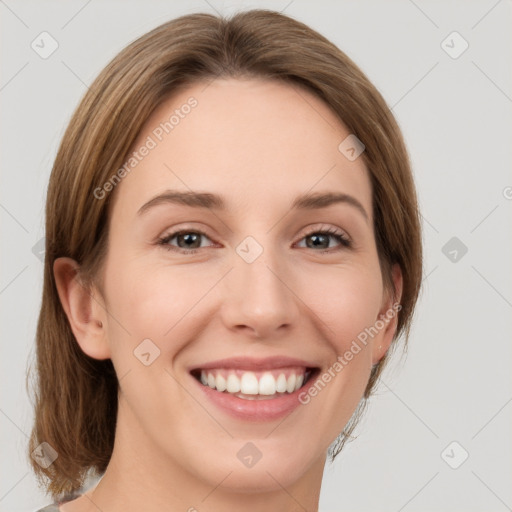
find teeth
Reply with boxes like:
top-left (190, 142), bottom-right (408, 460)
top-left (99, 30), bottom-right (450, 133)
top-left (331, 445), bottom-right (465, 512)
top-left (286, 373), bottom-right (296, 393)
top-left (198, 369), bottom-right (308, 396)
top-left (258, 372), bottom-right (276, 395)
top-left (276, 373), bottom-right (287, 393)
top-left (226, 373), bottom-right (241, 393)
top-left (216, 374), bottom-right (227, 392)
top-left (240, 372), bottom-right (259, 394)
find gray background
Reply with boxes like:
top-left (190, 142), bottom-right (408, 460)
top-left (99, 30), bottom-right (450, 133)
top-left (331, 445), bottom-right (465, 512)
top-left (1, 1), bottom-right (511, 511)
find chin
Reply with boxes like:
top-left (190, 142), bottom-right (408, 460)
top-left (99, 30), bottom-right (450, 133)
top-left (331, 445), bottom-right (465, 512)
top-left (192, 440), bottom-right (321, 494)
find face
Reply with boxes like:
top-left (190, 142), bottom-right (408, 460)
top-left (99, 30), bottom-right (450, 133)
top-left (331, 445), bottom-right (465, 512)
top-left (82, 78), bottom-right (399, 493)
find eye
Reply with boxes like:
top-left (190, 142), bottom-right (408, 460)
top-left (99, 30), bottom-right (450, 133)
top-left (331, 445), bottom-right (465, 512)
top-left (295, 226), bottom-right (352, 252)
top-left (157, 229), bottom-right (215, 254)
top-left (157, 225), bottom-right (352, 255)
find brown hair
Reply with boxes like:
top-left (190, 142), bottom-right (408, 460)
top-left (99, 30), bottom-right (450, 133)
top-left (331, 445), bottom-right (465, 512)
top-left (27, 8), bottom-right (422, 500)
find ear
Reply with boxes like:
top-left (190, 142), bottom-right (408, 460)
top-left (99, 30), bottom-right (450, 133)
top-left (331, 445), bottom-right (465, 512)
top-left (371, 263), bottom-right (403, 365)
top-left (53, 257), bottom-right (111, 360)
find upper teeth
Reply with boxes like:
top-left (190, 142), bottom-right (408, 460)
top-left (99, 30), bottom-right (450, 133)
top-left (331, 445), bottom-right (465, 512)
top-left (199, 369), bottom-right (306, 395)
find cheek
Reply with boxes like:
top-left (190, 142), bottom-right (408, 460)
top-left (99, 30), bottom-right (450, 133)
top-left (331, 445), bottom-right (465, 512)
top-left (295, 260), bottom-right (384, 349)
top-left (297, 265), bottom-right (383, 431)
top-left (102, 253), bottom-right (216, 350)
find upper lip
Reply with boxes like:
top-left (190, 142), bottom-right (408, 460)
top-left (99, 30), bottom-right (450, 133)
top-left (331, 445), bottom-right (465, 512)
top-left (189, 356), bottom-right (319, 372)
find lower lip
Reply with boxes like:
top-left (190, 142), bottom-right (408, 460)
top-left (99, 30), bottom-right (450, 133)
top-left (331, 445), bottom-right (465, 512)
top-left (191, 372), bottom-right (316, 421)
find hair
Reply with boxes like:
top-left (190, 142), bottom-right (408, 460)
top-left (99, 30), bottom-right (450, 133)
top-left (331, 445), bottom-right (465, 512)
top-left (26, 8), bottom-right (422, 500)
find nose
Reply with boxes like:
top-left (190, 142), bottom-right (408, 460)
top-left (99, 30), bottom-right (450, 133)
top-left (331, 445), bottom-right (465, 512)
top-left (219, 249), bottom-right (300, 339)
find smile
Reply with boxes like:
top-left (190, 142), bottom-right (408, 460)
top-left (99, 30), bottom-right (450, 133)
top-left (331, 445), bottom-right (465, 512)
top-left (192, 367), bottom-right (314, 400)
top-left (188, 356), bottom-right (320, 422)
top-left (188, 356), bottom-right (321, 421)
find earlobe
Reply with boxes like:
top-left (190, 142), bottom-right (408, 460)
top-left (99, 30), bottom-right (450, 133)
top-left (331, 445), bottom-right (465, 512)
top-left (372, 263), bottom-right (403, 365)
top-left (53, 257), bottom-right (111, 360)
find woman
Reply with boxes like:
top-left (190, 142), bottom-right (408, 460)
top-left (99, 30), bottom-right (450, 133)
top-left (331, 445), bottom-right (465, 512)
top-left (29, 8), bottom-right (422, 512)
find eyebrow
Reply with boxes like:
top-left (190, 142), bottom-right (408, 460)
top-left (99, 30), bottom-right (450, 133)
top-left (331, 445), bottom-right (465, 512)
top-left (137, 190), bottom-right (369, 221)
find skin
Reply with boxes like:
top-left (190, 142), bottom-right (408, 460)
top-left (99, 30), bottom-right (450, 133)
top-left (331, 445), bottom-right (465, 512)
top-left (54, 78), bottom-right (402, 512)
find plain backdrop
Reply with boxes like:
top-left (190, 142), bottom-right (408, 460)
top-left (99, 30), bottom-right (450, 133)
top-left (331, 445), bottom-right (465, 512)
top-left (1, 1), bottom-right (511, 511)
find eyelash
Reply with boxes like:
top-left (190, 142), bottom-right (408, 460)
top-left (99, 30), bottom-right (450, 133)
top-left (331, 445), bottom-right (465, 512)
top-left (156, 226), bottom-right (352, 255)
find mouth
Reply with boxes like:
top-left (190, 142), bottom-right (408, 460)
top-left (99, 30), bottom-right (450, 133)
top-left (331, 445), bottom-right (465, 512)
top-left (187, 356), bottom-right (321, 421)
top-left (190, 366), bottom-right (319, 401)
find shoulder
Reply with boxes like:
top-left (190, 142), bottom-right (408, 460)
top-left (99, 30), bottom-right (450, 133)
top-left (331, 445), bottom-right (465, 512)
top-left (35, 488), bottom-right (85, 511)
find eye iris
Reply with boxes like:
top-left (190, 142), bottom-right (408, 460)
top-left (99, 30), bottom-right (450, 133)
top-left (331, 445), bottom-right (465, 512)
top-left (307, 233), bottom-right (329, 249)
top-left (178, 232), bottom-right (201, 249)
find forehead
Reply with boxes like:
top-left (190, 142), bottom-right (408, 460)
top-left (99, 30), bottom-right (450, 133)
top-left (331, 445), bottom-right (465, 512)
top-left (110, 78), bottom-right (372, 221)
